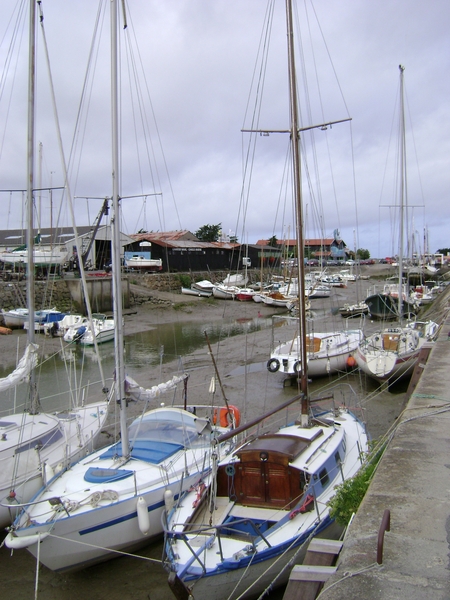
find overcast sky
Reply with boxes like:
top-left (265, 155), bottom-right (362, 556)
top-left (1, 0), bottom-right (448, 258)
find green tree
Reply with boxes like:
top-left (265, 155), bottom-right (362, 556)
top-left (195, 223), bottom-right (222, 242)
top-left (267, 235), bottom-right (278, 248)
top-left (437, 248), bottom-right (450, 255)
top-left (356, 248), bottom-right (370, 260)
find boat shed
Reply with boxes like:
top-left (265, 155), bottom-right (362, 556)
top-left (128, 231), bottom-right (247, 272)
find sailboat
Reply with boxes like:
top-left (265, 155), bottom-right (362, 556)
top-left (4, 0), bottom-right (237, 572)
top-left (355, 66), bottom-right (438, 383)
top-left (1, 232), bottom-right (69, 267)
top-left (162, 3), bottom-right (369, 598)
top-left (0, 0), bottom-right (109, 528)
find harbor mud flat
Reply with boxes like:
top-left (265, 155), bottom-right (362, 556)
top-left (0, 272), bottom-right (448, 599)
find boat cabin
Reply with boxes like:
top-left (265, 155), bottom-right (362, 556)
top-left (217, 432), bottom-right (322, 510)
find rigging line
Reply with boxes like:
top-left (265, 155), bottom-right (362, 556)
top-left (237, 0), bottom-right (276, 242)
top-left (123, 10), bottom-right (178, 231)
top-left (0, 2), bottom-right (27, 168)
top-left (65, 1), bottom-right (106, 194)
top-left (308, 1), bottom-right (352, 118)
top-left (37, 2), bottom-right (107, 389)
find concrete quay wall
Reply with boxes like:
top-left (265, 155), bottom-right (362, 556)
top-left (319, 300), bottom-right (450, 599)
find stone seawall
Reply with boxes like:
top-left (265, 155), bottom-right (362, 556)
top-left (0, 279), bottom-right (75, 312)
top-left (0, 271), bottom-right (238, 315)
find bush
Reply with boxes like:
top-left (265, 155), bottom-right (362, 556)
top-left (328, 443), bottom-right (384, 526)
top-left (177, 274), bottom-right (191, 288)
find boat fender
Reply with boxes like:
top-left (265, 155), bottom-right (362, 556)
top-left (213, 405), bottom-right (241, 428)
top-left (4, 531), bottom-right (50, 549)
top-left (137, 496), bottom-right (150, 535)
top-left (293, 361), bottom-right (301, 374)
top-left (164, 489), bottom-right (174, 514)
top-left (346, 356), bottom-right (356, 368)
top-left (43, 462), bottom-right (54, 485)
top-left (267, 358), bottom-right (280, 373)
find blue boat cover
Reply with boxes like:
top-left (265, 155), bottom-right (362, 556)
top-left (99, 440), bottom-right (184, 464)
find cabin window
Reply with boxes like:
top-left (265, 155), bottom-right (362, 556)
top-left (334, 451), bottom-right (341, 465)
top-left (319, 468), bottom-right (329, 487)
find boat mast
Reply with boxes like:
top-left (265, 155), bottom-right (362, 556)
top-left (110, 0), bottom-right (128, 455)
top-left (285, 0), bottom-right (309, 422)
top-left (398, 64), bottom-right (406, 319)
top-left (26, 0), bottom-right (38, 413)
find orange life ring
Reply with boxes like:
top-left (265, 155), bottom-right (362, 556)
top-left (213, 405), bottom-right (241, 428)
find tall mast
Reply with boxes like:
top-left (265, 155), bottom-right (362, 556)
top-left (110, 0), bottom-right (128, 455)
top-left (27, 0), bottom-right (38, 412)
top-left (285, 0), bottom-right (308, 422)
top-left (398, 64), bottom-right (405, 318)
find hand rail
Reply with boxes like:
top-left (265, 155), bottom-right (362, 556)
top-left (377, 508), bottom-right (390, 564)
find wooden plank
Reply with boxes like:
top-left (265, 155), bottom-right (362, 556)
top-left (307, 538), bottom-right (343, 555)
top-left (282, 538), bottom-right (342, 600)
top-left (288, 565), bottom-right (337, 582)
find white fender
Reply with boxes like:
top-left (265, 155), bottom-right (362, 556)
top-left (4, 531), bottom-right (50, 549)
top-left (43, 463), bottom-right (54, 485)
top-left (164, 489), bottom-right (174, 513)
top-left (136, 496), bottom-right (150, 536)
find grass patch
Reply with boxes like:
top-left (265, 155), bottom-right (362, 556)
top-left (328, 441), bottom-right (385, 526)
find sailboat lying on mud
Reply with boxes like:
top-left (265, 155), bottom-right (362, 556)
top-left (0, 0), bottom-right (109, 529)
top-left (162, 2), bottom-right (369, 598)
top-left (355, 66), bottom-right (438, 383)
top-left (4, 0), bottom-right (237, 572)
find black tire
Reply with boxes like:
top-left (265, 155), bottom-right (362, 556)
top-left (293, 361), bottom-right (302, 373)
top-left (267, 358), bottom-right (280, 373)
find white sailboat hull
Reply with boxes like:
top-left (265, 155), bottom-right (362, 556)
top-left (5, 407), bottom-right (234, 572)
top-left (354, 321), bottom-right (438, 381)
top-left (1, 248), bottom-right (69, 266)
top-left (0, 399), bottom-right (109, 528)
top-left (124, 256), bottom-right (162, 271)
top-left (267, 330), bottom-right (363, 377)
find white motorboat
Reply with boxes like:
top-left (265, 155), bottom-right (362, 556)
top-left (43, 314), bottom-right (85, 337)
top-left (63, 314), bottom-right (115, 345)
top-left (124, 255), bottom-right (162, 271)
top-left (77, 314), bottom-right (115, 345)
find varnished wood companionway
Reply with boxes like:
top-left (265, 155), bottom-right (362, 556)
top-left (217, 432), bottom-right (322, 510)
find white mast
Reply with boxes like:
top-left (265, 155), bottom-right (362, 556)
top-left (398, 65), bottom-right (406, 318)
top-left (26, 0), bottom-right (38, 412)
top-left (110, 0), bottom-right (128, 455)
